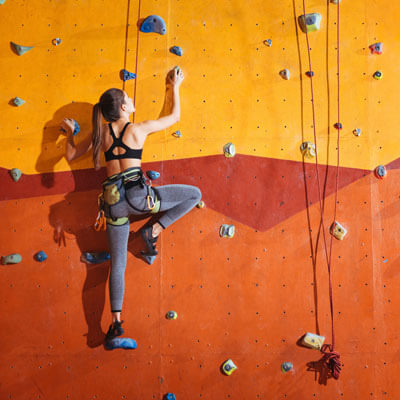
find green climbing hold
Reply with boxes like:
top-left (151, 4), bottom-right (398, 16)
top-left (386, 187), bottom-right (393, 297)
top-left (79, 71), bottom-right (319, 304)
top-left (11, 41), bottom-right (34, 56)
top-left (1, 254), bottom-right (22, 265)
top-left (298, 13), bottom-right (322, 33)
top-left (13, 97), bottom-right (25, 106)
top-left (10, 168), bottom-right (22, 182)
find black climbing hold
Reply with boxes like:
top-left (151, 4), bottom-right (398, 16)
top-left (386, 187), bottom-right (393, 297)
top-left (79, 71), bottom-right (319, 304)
top-left (334, 122), bottom-right (342, 130)
top-left (373, 71), bottom-right (382, 80)
top-left (170, 46), bottom-right (183, 56)
top-left (305, 71), bottom-right (314, 77)
top-left (140, 15), bottom-right (167, 35)
top-left (121, 69), bottom-right (136, 82)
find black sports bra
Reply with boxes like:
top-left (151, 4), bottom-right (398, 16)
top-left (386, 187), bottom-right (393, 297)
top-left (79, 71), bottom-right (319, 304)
top-left (104, 122), bottom-right (143, 162)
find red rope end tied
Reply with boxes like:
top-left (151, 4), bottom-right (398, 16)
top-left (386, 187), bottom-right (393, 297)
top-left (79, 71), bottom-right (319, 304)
top-left (321, 344), bottom-right (341, 379)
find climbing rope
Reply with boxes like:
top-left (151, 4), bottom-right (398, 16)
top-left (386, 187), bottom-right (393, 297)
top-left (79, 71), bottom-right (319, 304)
top-left (301, 0), bottom-right (341, 379)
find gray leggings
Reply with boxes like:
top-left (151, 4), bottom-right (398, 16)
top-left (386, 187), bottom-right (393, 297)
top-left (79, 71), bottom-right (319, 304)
top-left (106, 183), bottom-right (202, 312)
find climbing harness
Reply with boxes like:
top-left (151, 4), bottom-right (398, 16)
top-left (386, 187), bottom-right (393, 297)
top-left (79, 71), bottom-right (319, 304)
top-left (301, 0), bottom-right (342, 379)
top-left (94, 167), bottom-right (160, 228)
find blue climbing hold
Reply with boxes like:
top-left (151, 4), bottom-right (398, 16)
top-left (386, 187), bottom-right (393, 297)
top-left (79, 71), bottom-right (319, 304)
top-left (170, 46), bottom-right (183, 56)
top-left (172, 130), bottom-right (182, 138)
top-left (10, 168), bottom-right (22, 182)
top-left (146, 170), bottom-right (160, 180)
top-left (140, 15), bottom-right (167, 35)
top-left (11, 41), bottom-right (34, 56)
top-left (60, 119), bottom-right (80, 136)
top-left (165, 394), bottom-right (177, 400)
top-left (141, 253), bottom-right (157, 265)
top-left (81, 252), bottom-right (110, 264)
top-left (105, 337), bottom-right (137, 350)
top-left (13, 97), bottom-right (25, 106)
top-left (121, 69), bottom-right (136, 82)
top-left (34, 251), bottom-right (47, 262)
top-left (0, 0), bottom-right (7, 4)
top-left (52, 38), bottom-right (62, 46)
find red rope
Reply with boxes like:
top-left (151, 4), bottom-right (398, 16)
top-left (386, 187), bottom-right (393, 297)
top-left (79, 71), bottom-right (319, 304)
top-left (301, 0), bottom-right (341, 379)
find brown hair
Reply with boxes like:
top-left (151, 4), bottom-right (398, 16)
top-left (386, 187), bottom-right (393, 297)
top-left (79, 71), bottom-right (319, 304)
top-left (92, 88), bottom-right (125, 170)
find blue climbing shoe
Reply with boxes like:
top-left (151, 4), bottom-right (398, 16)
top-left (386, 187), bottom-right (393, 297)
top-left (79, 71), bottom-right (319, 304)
top-left (105, 337), bottom-right (137, 350)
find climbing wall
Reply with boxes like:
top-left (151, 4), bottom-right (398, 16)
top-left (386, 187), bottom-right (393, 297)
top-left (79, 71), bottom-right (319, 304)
top-left (1, 0), bottom-right (400, 398)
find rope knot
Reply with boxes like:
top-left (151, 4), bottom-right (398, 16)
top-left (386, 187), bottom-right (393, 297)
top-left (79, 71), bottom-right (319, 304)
top-left (321, 344), bottom-right (341, 379)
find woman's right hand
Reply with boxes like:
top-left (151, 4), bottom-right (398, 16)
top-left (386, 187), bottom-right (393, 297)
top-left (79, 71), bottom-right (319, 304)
top-left (167, 66), bottom-right (184, 87)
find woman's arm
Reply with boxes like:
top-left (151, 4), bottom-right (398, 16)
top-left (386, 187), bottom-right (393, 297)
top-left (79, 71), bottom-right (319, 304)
top-left (62, 118), bottom-right (93, 161)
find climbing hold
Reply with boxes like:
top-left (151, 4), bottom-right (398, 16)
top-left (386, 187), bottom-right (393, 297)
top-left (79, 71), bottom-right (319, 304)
top-left (105, 337), bottom-right (137, 350)
top-left (146, 170), bottom-right (160, 180)
top-left (279, 69), bottom-right (290, 80)
top-left (334, 122), bottom-right (342, 130)
top-left (1, 254), bottom-right (22, 265)
top-left (353, 128), bottom-right (361, 137)
top-left (374, 165), bottom-right (387, 179)
top-left (13, 97), bottom-right (25, 106)
top-left (369, 42), bottom-right (383, 55)
top-left (52, 38), bottom-right (62, 46)
top-left (300, 141), bottom-right (316, 158)
top-left (197, 201), bottom-right (205, 209)
top-left (121, 69), bottom-right (136, 82)
top-left (373, 71), bottom-right (382, 80)
top-left (164, 394), bottom-right (177, 400)
top-left (140, 15), bottom-right (167, 35)
top-left (166, 311), bottom-right (177, 320)
top-left (34, 251), bottom-right (47, 262)
top-left (298, 13), bottom-right (322, 33)
top-left (263, 39), bottom-right (272, 47)
top-left (305, 71), bottom-right (314, 77)
top-left (60, 119), bottom-right (80, 136)
top-left (281, 362), bottom-right (293, 373)
top-left (302, 332), bottom-right (325, 350)
top-left (223, 142), bottom-right (236, 157)
top-left (219, 224), bottom-right (235, 238)
top-left (0, 0), bottom-right (6, 4)
top-left (170, 46), bottom-right (183, 56)
top-left (11, 41), bottom-right (34, 56)
top-left (222, 359), bottom-right (238, 375)
top-left (330, 221), bottom-right (347, 240)
top-left (141, 252), bottom-right (157, 265)
top-left (330, 0), bottom-right (341, 3)
top-left (9, 168), bottom-right (22, 182)
top-left (172, 130), bottom-right (182, 138)
top-left (81, 252), bottom-right (110, 264)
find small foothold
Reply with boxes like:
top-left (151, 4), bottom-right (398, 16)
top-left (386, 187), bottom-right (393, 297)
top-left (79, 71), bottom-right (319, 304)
top-left (353, 128), bottom-right (361, 137)
top-left (374, 165), bottom-right (387, 179)
top-left (166, 311), bottom-right (177, 320)
top-left (140, 15), bottom-right (167, 35)
top-left (172, 130), bottom-right (182, 138)
top-left (164, 394), bottom-right (177, 400)
top-left (223, 142), bottom-right (236, 157)
top-left (373, 71), bottom-right (382, 80)
top-left (146, 170), bottom-right (160, 180)
top-left (141, 253), bottom-right (157, 265)
top-left (81, 252), bottom-right (110, 264)
top-left (279, 69), bottom-right (290, 80)
top-left (52, 38), bottom-right (62, 46)
top-left (105, 337), bottom-right (137, 350)
top-left (0, 0), bottom-right (7, 4)
top-left (60, 119), bottom-right (80, 136)
top-left (222, 359), bottom-right (238, 375)
top-left (34, 251), bottom-right (47, 262)
top-left (197, 201), bottom-right (205, 209)
top-left (170, 46), bottom-right (183, 56)
top-left (219, 224), bottom-right (235, 238)
top-left (330, 0), bottom-right (341, 3)
top-left (330, 221), bottom-right (347, 240)
top-left (334, 122), bottom-right (342, 130)
top-left (300, 141), bottom-right (316, 158)
top-left (305, 71), bottom-right (314, 77)
top-left (263, 39), bottom-right (272, 46)
top-left (369, 42), bottom-right (382, 55)
top-left (301, 332), bottom-right (325, 350)
top-left (298, 13), bottom-right (322, 33)
top-left (11, 41), bottom-right (34, 56)
top-left (10, 168), bottom-right (22, 182)
top-left (281, 362), bottom-right (293, 373)
top-left (1, 254), bottom-right (22, 265)
top-left (121, 69), bottom-right (136, 82)
top-left (13, 97), bottom-right (25, 106)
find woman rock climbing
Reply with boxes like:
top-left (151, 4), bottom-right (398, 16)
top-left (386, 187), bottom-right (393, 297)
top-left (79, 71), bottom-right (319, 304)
top-left (61, 66), bottom-right (202, 345)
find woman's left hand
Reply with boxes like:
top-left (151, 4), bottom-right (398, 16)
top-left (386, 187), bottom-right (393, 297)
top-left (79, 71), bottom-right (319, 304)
top-left (60, 118), bottom-right (75, 134)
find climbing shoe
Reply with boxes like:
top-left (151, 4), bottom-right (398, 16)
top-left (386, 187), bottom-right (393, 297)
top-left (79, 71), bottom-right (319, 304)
top-left (105, 320), bottom-right (124, 341)
top-left (140, 226), bottom-right (159, 256)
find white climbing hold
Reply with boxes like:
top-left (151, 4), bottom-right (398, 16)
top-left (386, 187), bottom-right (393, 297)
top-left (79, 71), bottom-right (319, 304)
top-left (279, 69), bottom-right (290, 80)
top-left (330, 221), bottom-right (347, 240)
top-left (300, 141), bottom-right (316, 158)
top-left (13, 97), bottom-right (25, 106)
top-left (223, 142), bottom-right (236, 157)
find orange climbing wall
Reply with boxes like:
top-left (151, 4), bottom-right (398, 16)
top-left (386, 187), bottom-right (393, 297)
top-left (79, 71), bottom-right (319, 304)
top-left (1, 0), bottom-right (400, 398)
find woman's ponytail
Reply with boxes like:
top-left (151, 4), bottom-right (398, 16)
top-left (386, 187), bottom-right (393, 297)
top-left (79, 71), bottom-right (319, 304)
top-left (92, 103), bottom-right (103, 170)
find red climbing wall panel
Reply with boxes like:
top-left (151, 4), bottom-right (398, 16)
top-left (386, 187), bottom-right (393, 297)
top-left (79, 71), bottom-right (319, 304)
top-left (1, 0), bottom-right (400, 399)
